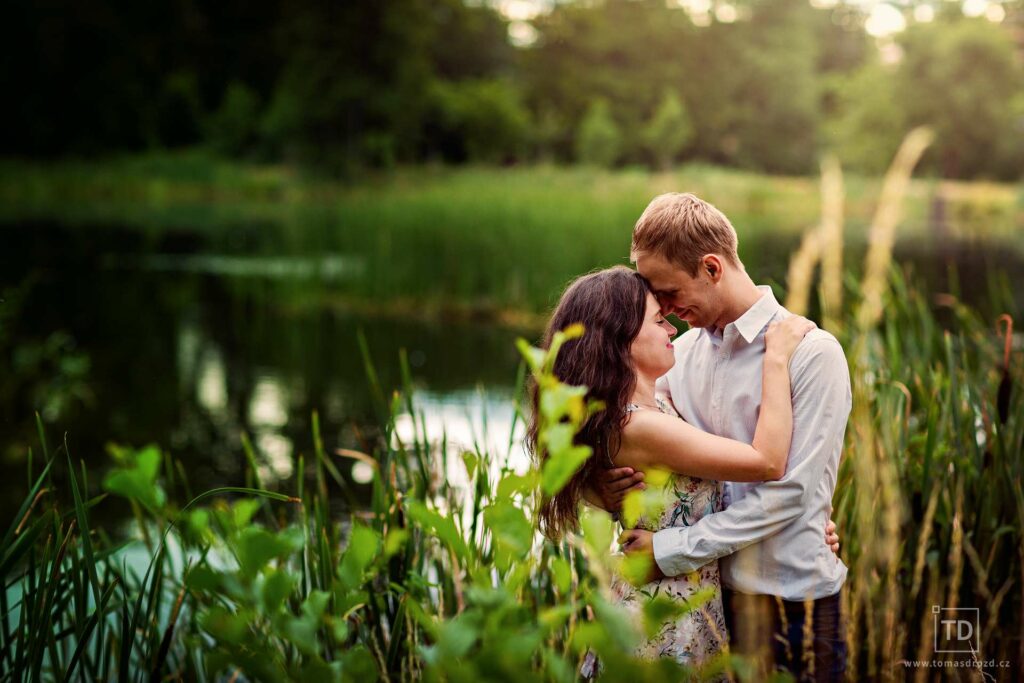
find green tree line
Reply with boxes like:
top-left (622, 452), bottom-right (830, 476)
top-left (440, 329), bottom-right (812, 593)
top-left (3, 0), bottom-right (1023, 179)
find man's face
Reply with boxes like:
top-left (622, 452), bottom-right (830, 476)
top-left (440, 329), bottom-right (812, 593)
top-left (634, 251), bottom-right (720, 329)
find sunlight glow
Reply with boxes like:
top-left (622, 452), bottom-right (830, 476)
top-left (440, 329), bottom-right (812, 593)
top-left (249, 376), bottom-right (289, 427)
top-left (258, 433), bottom-right (294, 480)
top-left (498, 0), bottom-right (541, 21)
top-left (913, 4), bottom-right (935, 22)
top-left (352, 461), bottom-right (375, 485)
top-left (865, 3), bottom-right (907, 37)
top-left (962, 0), bottom-right (988, 18)
top-left (198, 351), bottom-right (227, 415)
top-left (509, 21), bottom-right (539, 47)
top-left (715, 3), bottom-right (738, 23)
top-left (985, 3), bottom-right (1006, 22)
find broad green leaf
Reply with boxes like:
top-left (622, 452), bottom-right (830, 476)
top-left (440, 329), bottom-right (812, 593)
top-left (405, 501), bottom-right (469, 563)
top-left (338, 523), bottom-right (381, 591)
top-left (539, 604), bottom-right (573, 632)
top-left (515, 338), bottom-right (545, 373)
top-left (483, 500), bottom-right (533, 570)
top-left (543, 423), bottom-right (576, 455)
top-left (580, 507), bottom-right (615, 556)
top-left (298, 657), bottom-right (342, 683)
top-left (303, 590), bottom-right (331, 620)
top-left (549, 556), bottom-right (572, 594)
top-left (496, 471), bottom-right (538, 499)
top-left (461, 450), bottom-right (480, 479)
top-left (235, 526), bottom-right (304, 580)
top-left (540, 383), bottom-right (588, 426)
top-left (102, 444), bottom-right (166, 511)
top-left (435, 612), bottom-right (481, 659)
top-left (186, 565), bottom-right (223, 593)
top-left (591, 596), bottom-right (641, 653)
top-left (282, 614), bottom-right (320, 656)
top-left (260, 568), bottom-right (295, 614)
top-left (541, 444), bottom-right (592, 495)
top-left (619, 552), bottom-right (656, 588)
top-left (621, 469), bottom-right (672, 528)
top-left (339, 646), bottom-right (378, 683)
top-left (641, 595), bottom-right (683, 636)
top-left (383, 528), bottom-right (409, 558)
top-left (232, 498), bottom-right (261, 528)
top-left (199, 605), bottom-right (249, 645)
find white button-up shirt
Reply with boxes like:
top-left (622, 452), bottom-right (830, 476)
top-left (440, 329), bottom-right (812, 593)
top-left (653, 286), bottom-right (851, 600)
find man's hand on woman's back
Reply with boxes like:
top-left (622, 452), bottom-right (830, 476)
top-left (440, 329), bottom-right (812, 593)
top-left (584, 467), bottom-right (646, 512)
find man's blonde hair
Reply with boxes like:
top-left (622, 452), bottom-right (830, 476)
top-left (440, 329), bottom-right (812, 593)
top-left (631, 193), bottom-right (741, 276)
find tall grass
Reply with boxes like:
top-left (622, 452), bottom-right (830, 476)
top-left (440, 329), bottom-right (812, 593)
top-left (2, 136), bottom-right (1022, 680)
top-left (2, 154), bottom-right (1022, 317)
top-left (786, 127), bottom-right (1022, 678)
top-left (3, 265), bottom-right (1018, 680)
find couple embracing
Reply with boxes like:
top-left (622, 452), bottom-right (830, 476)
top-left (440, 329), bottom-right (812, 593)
top-left (527, 193), bottom-right (851, 681)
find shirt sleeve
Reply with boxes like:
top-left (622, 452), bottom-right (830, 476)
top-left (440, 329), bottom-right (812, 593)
top-left (651, 336), bottom-right (852, 576)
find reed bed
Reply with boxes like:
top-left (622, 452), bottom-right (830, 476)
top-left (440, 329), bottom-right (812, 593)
top-left (2, 133), bottom-right (1022, 681)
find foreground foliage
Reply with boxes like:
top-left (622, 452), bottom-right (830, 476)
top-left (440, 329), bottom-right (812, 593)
top-left (3, 132), bottom-right (1021, 680)
top-left (1, 263), bottom-right (1021, 681)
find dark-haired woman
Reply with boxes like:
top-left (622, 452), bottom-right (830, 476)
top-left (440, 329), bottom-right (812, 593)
top-left (527, 266), bottom-right (833, 674)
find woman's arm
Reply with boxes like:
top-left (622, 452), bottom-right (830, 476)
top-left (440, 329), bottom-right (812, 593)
top-left (619, 316), bottom-right (815, 482)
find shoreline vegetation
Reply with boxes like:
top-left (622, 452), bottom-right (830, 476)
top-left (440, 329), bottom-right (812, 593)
top-left (2, 150), bottom-right (1023, 327)
top-left (1, 150), bottom-right (1021, 243)
top-left (3, 135), bottom-right (1023, 679)
top-left (2, 255), bottom-right (1021, 680)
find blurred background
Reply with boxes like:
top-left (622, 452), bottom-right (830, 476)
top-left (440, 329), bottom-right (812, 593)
top-left (2, 0), bottom-right (1023, 521)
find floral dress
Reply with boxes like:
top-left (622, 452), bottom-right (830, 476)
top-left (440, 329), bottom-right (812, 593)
top-left (583, 397), bottom-right (729, 677)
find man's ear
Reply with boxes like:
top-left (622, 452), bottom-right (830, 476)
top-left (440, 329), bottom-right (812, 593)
top-left (703, 254), bottom-right (724, 282)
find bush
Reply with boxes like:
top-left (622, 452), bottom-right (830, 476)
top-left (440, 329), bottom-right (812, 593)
top-left (642, 90), bottom-right (693, 170)
top-left (205, 82), bottom-right (262, 157)
top-left (576, 99), bottom-right (622, 168)
top-left (432, 79), bottom-right (531, 163)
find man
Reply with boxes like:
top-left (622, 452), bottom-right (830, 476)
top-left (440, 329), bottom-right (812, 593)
top-left (598, 193), bottom-right (851, 681)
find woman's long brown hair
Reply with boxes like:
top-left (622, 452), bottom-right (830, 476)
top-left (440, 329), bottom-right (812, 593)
top-left (526, 266), bottom-right (649, 541)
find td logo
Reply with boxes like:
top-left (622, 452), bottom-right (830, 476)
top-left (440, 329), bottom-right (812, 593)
top-left (933, 605), bottom-right (981, 654)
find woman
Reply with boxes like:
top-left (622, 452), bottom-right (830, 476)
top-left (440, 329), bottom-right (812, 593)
top-left (526, 266), bottom-right (837, 674)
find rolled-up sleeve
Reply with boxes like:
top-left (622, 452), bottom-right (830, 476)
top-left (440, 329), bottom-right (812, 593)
top-left (652, 337), bottom-right (852, 576)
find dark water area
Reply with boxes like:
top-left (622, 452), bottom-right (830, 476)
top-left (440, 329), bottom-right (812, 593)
top-left (2, 218), bottom-right (1022, 525)
top-left (1, 220), bottom-right (528, 525)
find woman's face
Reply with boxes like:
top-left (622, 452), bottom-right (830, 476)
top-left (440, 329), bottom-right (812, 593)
top-left (630, 292), bottom-right (677, 379)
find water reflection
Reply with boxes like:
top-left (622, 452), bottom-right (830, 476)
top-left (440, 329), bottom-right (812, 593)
top-left (392, 388), bottom-right (529, 488)
top-left (1, 216), bottom-right (1021, 526)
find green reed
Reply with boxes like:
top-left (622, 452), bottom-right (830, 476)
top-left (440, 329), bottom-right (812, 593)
top-left (0, 326), bottom-right (722, 681)
top-left (1, 261), bottom-right (1020, 681)
top-left (2, 154), bottom-right (1022, 319)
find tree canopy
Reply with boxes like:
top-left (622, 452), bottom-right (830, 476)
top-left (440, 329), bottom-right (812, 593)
top-left (3, 0), bottom-right (1022, 179)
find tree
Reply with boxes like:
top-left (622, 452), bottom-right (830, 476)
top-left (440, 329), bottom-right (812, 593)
top-left (728, 0), bottom-right (821, 174)
top-left (575, 99), bottom-right (621, 167)
top-left (522, 0), bottom-right (693, 164)
top-left (206, 83), bottom-right (262, 157)
top-left (642, 90), bottom-right (694, 170)
top-left (823, 63), bottom-right (905, 175)
top-left (431, 79), bottom-right (530, 163)
top-left (897, 17), bottom-right (1022, 179)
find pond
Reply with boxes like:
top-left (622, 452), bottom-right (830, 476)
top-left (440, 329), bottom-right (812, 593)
top-left (2, 212), bottom-right (1022, 525)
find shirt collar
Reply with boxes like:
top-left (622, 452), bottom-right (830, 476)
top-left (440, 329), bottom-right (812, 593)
top-left (701, 285), bottom-right (780, 345)
top-left (733, 286), bottom-right (781, 343)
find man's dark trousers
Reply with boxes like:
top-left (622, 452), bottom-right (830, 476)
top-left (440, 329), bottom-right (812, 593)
top-left (722, 587), bottom-right (847, 682)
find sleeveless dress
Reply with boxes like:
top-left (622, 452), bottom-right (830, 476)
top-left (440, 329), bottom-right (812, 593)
top-left (582, 397), bottom-right (729, 677)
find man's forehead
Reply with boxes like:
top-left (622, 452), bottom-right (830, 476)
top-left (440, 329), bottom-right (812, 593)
top-left (637, 255), bottom-right (684, 288)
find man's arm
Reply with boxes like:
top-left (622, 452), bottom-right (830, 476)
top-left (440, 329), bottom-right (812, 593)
top-left (649, 336), bottom-right (851, 577)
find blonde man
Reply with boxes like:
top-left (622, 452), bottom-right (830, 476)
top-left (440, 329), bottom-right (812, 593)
top-left (597, 193), bottom-right (851, 681)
